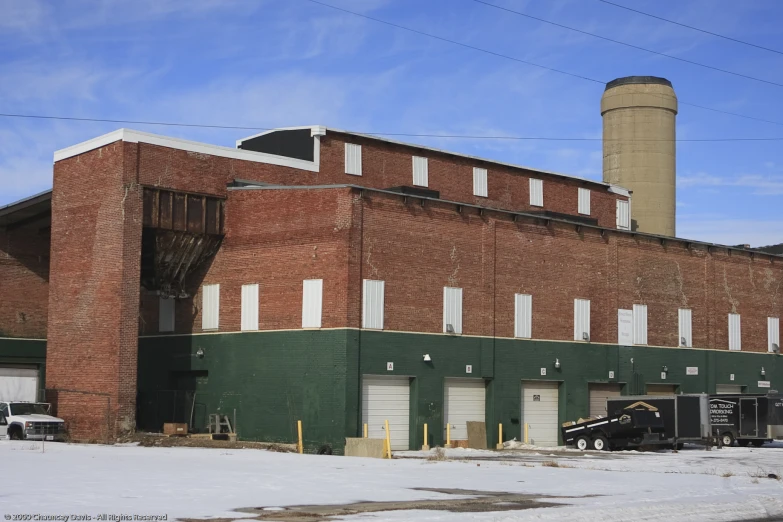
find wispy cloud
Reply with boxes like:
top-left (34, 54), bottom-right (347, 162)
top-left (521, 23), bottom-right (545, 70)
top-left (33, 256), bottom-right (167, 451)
top-left (678, 217), bottom-right (783, 247)
top-left (678, 171), bottom-right (783, 195)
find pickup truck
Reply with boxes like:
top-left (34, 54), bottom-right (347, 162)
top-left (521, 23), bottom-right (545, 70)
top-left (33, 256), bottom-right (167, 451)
top-left (0, 401), bottom-right (67, 441)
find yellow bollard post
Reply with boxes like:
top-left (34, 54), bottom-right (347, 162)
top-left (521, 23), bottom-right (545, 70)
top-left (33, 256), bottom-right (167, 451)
top-left (384, 419), bottom-right (392, 459)
top-left (496, 423), bottom-right (503, 450)
top-left (524, 423), bottom-right (529, 445)
top-left (297, 420), bottom-right (303, 454)
top-left (444, 422), bottom-right (451, 448)
top-left (363, 423), bottom-right (368, 438)
top-left (421, 423), bottom-right (430, 451)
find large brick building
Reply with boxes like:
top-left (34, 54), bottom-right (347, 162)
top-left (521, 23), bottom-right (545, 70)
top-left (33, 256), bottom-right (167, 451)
top-left (0, 125), bottom-right (780, 451)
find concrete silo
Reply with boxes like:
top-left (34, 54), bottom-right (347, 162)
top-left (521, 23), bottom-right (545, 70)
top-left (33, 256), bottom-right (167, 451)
top-left (601, 76), bottom-right (678, 236)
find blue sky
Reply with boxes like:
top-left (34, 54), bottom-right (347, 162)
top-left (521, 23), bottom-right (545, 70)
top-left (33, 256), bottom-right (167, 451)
top-left (1, 0), bottom-right (782, 246)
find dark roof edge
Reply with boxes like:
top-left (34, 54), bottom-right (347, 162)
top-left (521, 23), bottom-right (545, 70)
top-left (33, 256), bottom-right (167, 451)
top-left (605, 76), bottom-right (673, 91)
top-left (0, 189), bottom-right (53, 218)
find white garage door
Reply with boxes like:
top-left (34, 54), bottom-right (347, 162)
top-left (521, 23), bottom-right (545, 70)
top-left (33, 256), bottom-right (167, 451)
top-left (362, 376), bottom-right (410, 451)
top-left (646, 384), bottom-right (677, 395)
top-left (716, 384), bottom-right (743, 394)
top-left (521, 381), bottom-right (559, 447)
top-left (589, 383), bottom-right (622, 418)
top-left (0, 367), bottom-right (39, 402)
top-left (444, 378), bottom-right (486, 441)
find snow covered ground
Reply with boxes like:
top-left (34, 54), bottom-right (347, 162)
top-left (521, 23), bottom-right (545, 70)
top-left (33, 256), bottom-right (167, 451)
top-left (1, 440), bottom-right (782, 522)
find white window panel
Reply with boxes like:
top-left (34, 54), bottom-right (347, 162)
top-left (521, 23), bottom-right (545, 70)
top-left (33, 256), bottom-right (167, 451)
top-left (201, 284), bottom-right (220, 330)
top-left (529, 178), bottom-right (543, 207)
top-left (514, 293), bottom-right (532, 339)
top-left (679, 309), bottom-right (692, 347)
top-left (302, 279), bottom-right (323, 328)
top-left (616, 199), bottom-right (630, 230)
top-left (443, 287), bottom-right (463, 334)
top-left (412, 156), bottom-right (428, 187)
top-left (159, 297), bottom-right (175, 333)
top-left (728, 313), bottom-right (741, 351)
top-left (345, 143), bottom-right (362, 176)
top-left (632, 304), bottom-right (648, 345)
top-left (362, 280), bottom-right (385, 330)
top-left (473, 167), bottom-right (488, 197)
top-left (574, 299), bottom-right (591, 341)
top-left (769, 317), bottom-right (780, 353)
top-left (578, 188), bottom-right (591, 215)
top-left (241, 284), bottom-right (259, 331)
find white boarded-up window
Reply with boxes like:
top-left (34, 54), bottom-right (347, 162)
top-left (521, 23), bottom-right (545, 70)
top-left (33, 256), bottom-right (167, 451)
top-left (473, 167), bottom-right (488, 197)
top-left (345, 143), bottom-right (362, 176)
top-left (443, 287), bottom-right (463, 334)
top-left (769, 317), bottom-right (780, 353)
top-left (574, 298), bottom-right (590, 341)
top-left (159, 297), bottom-right (175, 333)
top-left (362, 280), bottom-right (385, 330)
top-left (679, 309), bottom-right (692, 347)
top-left (241, 284), bottom-right (259, 331)
top-left (302, 279), bottom-right (323, 328)
top-left (728, 313), bottom-right (741, 351)
top-left (618, 309), bottom-right (633, 345)
top-left (530, 178), bottom-right (543, 207)
top-left (412, 156), bottom-right (428, 187)
top-left (201, 284), bottom-right (220, 330)
top-left (514, 293), bottom-right (532, 339)
top-left (616, 199), bottom-right (630, 230)
top-left (578, 188), bottom-right (591, 215)
top-left (632, 304), bottom-right (648, 345)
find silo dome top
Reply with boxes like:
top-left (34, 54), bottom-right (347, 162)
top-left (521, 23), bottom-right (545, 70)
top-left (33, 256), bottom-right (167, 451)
top-left (605, 76), bottom-right (673, 91)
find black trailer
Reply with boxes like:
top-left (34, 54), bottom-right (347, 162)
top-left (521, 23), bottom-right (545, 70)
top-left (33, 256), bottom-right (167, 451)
top-left (606, 394), bottom-right (711, 447)
top-left (562, 402), bottom-right (666, 451)
top-left (710, 392), bottom-right (783, 447)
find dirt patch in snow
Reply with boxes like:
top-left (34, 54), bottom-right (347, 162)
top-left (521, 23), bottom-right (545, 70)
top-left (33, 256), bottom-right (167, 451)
top-left (122, 433), bottom-right (296, 452)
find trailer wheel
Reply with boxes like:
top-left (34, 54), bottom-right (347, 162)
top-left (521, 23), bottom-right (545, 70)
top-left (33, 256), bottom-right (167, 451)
top-left (751, 440), bottom-right (765, 448)
top-left (575, 436), bottom-right (590, 451)
top-left (720, 432), bottom-right (734, 447)
top-left (592, 435), bottom-right (609, 451)
top-left (737, 440), bottom-right (750, 447)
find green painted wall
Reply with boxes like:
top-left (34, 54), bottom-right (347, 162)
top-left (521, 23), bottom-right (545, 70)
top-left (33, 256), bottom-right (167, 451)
top-left (137, 330), bottom-right (782, 453)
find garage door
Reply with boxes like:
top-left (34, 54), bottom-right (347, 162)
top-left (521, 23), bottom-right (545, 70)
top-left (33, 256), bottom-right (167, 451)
top-left (588, 383), bottom-right (622, 418)
top-left (0, 367), bottom-right (38, 402)
top-left (362, 376), bottom-right (410, 451)
top-left (716, 384), bottom-right (743, 395)
top-left (444, 378), bottom-right (486, 441)
top-left (646, 384), bottom-right (677, 395)
top-left (521, 381), bottom-right (559, 447)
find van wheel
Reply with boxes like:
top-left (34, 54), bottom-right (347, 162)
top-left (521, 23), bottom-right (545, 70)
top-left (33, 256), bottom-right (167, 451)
top-left (592, 435), bottom-right (609, 451)
top-left (9, 428), bottom-right (23, 440)
top-left (575, 436), bottom-right (590, 451)
top-left (720, 432), bottom-right (734, 447)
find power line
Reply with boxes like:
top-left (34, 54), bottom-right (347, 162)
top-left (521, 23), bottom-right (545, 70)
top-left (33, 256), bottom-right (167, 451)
top-left (597, 0), bottom-right (783, 57)
top-left (302, 0), bottom-right (783, 128)
top-left (2, 112), bottom-right (783, 142)
top-left (472, 0), bottom-right (783, 90)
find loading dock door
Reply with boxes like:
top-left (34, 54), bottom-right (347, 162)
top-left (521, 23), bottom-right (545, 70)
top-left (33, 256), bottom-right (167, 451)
top-left (362, 376), bottom-right (410, 451)
top-left (646, 384), bottom-right (677, 396)
top-left (588, 383), bottom-right (622, 418)
top-left (716, 384), bottom-right (743, 395)
top-left (0, 367), bottom-right (38, 402)
top-left (521, 381), bottom-right (559, 447)
top-left (444, 378), bottom-right (486, 441)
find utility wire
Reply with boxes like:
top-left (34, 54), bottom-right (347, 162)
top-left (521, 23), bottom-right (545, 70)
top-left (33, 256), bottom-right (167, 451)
top-left (302, 0), bottom-right (783, 128)
top-left (2, 112), bottom-right (783, 142)
top-left (597, 0), bottom-right (783, 57)
top-left (472, 0), bottom-right (783, 90)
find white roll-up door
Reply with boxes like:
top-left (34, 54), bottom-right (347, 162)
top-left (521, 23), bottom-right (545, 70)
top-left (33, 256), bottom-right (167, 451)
top-left (521, 381), bottom-right (559, 447)
top-left (588, 383), bottom-right (622, 418)
top-left (646, 384), bottom-right (677, 395)
top-left (444, 378), bottom-right (486, 441)
top-left (0, 367), bottom-right (39, 402)
top-left (362, 376), bottom-right (410, 451)
top-left (716, 384), bottom-right (743, 395)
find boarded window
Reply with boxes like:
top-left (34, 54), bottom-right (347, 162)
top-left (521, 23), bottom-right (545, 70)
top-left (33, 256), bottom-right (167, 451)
top-left (302, 279), bottom-right (323, 328)
top-left (362, 280), bottom-right (385, 330)
top-left (412, 156), bottom-right (428, 187)
top-left (632, 304), bottom-right (648, 345)
top-left (159, 297), bottom-right (175, 333)
top-left (443, 287), bottom-right (463, 334)
top-left (241, 284), bottom-right (259, 331)
top-left (529, 178), bottom-right (543, 207)
top-left (473, 167), bottom-right (488, 197)
top-left (201, 284), bottom-right (220, 330)
top-left (345, 143), bottom-right (362, 176)
top-left (578, 188), bottom-right (591, 215)
top-left (514, 293), bottom-right (532, 339)
top-left (728, 313), bottom-right (741, 351)
top-left (574, 298), bottom-right (590, 341)
top-left (616, 199), bottom-right (630, 230)
top-left (769, 317), bottom-right (780, 353)
top-left (679, 309), bottom-right (692, 347)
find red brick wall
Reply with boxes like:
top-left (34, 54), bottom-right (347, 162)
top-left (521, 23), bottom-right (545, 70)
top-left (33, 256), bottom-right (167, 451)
top-left (0, 220), bottom-right (49, 339)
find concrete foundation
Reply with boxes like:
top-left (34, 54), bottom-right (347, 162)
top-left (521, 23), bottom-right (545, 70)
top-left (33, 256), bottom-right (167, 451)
top-left (344, 438), bottom-right (386, 459)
